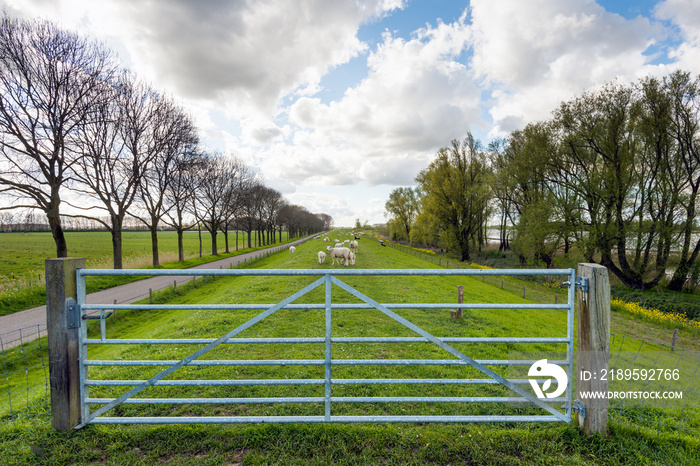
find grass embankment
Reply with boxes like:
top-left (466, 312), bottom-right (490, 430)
top-left (0, 230), bottom-right (291, 316)
top-left (1, 232), bottom-right (699, 464)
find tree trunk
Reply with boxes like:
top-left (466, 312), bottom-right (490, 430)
top-left (177, 228), bottom-right (185, 262)
top-left (198, 223), bottom-right (202, 258)
top-left (224, 228), bottom-right (230, 253)
top-left (47, 202), bottom-right (68, 258)
top-left (211, 228), bottom-right (218, 255)
top-left (111, 216), bottom-right (124, 269)
top-left (150, 220), bottom-right (159, 267)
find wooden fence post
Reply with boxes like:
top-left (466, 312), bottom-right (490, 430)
top-left (575, 263), bottom-right (610, 436)
top-left (456, 285), bottom-right (463, 318)
top-left (45, 257), bottom-right (85, 431)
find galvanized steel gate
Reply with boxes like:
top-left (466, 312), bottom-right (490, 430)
top-left (74, 268), bottom-right (577, 428)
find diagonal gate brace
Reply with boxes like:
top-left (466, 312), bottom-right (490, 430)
top-left (76, 275), bottom-right (327, 428)
top-left (330, 276), bottom-right (569, 422)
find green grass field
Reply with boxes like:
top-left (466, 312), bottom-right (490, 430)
top-left (1, 232), bottom-right (699, 465)
top-left (0, 229), bottom-right (278, 283)
top-left (0, 230), bottom-right (289, 315)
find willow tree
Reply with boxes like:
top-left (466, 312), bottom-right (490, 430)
top-left (505, 122), bottom-right (563, 268)
top-left (554, 80), bottom-right (675, 289)
top-left (416, 133), bottom-right (491, 262)
top-left (384, 187), bottom-right (419, 241)
top-left (662, 71), bottom-right (700, 291)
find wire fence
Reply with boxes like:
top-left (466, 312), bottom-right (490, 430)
top-left (0, 324), bottom-right (50, 426)
top-left (608, 333), bottom-right (700, 440)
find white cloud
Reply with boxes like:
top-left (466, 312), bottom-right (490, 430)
top-left (655, 0), bottom-right (700, 70)
top-left (284, 15), bottom-right (479, 187)
top-left (469, 0), bottom-right (665, 135)
top-left (2, 0), bottom-right (404, 118)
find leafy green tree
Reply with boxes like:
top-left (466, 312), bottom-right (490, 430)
top-left (384, 187), bottom-right (419, 240)
top-left (505, 122), bottom-right (562, 268)
top-left (554, 80), bottom-right (672, 288)
top-left (416, 133), bottom-right (491, 261)
top-left (660, 71), bottom-right (700, 291)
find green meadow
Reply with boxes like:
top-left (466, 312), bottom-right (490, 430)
top-left (0, 229), bottom-right (276, 280)
top-left (0, 230), bottom-right (289, 315)
top-left (1, 231), bottom-right (698, 464)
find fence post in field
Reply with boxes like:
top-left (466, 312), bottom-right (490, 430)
top-left (45, 257), bottom-right (85, 431)
top-left (575, 263), bottom-right (610, 436)
top-left (456, 285), bottom-right (463, 318)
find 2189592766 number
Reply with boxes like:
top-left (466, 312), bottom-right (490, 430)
top-left (601, 368), bottom-right (680, 381)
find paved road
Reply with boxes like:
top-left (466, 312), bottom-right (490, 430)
top-left (0, 238), bottom-right (309, 349)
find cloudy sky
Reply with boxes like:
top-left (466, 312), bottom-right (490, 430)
top-left (4, 0), bottom-right (700, 227)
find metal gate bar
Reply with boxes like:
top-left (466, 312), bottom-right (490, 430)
top-left (75, 268), bottom-right (576, 426)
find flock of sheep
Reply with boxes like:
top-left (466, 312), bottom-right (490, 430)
top-left (288, 231), bottom-right (363, 266)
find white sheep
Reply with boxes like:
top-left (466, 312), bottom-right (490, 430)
top-left (317, 251), bottom-right (326, 264)
top-left (349, 240), bottom-right (358, 252)
top-left (289, 246), bottom-right (296, 254)
top-left (324, 237), bottom-right (329, 242)
top-left (334, 242), bottom-right (344, 248)
top-left (325, 246), bottom-right (352, 266)
top-left (347, 251), bottom-right (355, 265)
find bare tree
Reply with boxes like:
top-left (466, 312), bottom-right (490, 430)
top-left (193, 152), bottom-right (248, 255)
top-left (133, 98), bottom-right (199, 266)
top-left (257, 186), bottom-right (284, 245)
top-left (161, 145), bottom-right (203, 262)
top-left (0, 15), bottom-right (116, 256)
top-left (71, 72), bottom-right (161, 268)
top-left (238, 180), bottom-right (265, 248)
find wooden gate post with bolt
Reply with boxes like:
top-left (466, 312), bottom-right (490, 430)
top-left (45, 258), bottom-right (85, 431)
top-left (575, 263), bottom-right (610, 436)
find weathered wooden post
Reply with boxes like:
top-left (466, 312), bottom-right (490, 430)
top-left (575, 263), bottom-right (610, 436)
top-left (451, 285), bottom-right (464, 319)
top-left (671, 328), bottom-right (679, 351)
top-left (45, 257), bottom-right (85, 431)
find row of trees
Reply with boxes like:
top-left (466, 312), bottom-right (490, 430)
top-left (386, 70), bottom-right (700, 291)
top-left (0, 15), bottom-right (327, 268)
top-left (0, 210), bottom-right (151, 232)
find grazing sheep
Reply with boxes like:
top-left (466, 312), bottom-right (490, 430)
top-left (289, 246), bottom-right (296, 254)
top-left (334, 242), bottom-right (344, 248)
top-left (325, 246), bottom-right (352, 266)
top-left (324, 237), bottom-right (329, 242)
top-left (318, 251), bottom-right (326, 264)
top-left (348, 251), bottom-right (355, 265)
top-left (349, 240), bottom-right (358, 252)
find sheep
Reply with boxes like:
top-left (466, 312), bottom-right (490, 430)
top-left (334, 242), bottom-right (344, 248)
top-left (289, 246), bottom-right (296, 254)
top-left (349, 240), bottom-right (358, 252)
top-left (347, 251), bottom-right (356, 265)
top-left (317, 251), bottom-right (326, 264)
top-left (325, 246), bottom-right (352, 266)
top-left (324, 237), bottom-right (329, 242)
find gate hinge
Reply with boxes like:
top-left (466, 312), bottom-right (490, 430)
top-left (572, 400), bottom-right (586, 418)
top-left (66, 298), bottom-right (80, 329)
top-left (563, 276), bottom-right (589, 293)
